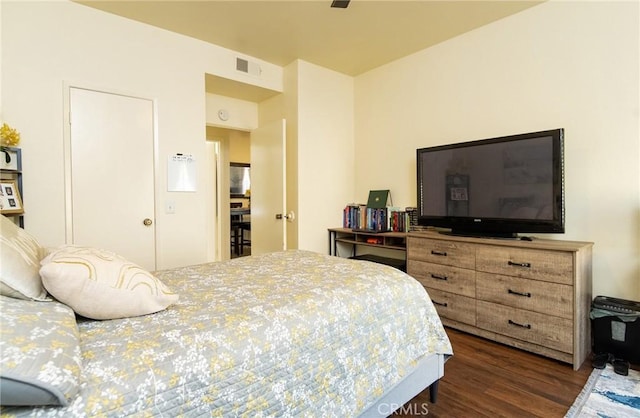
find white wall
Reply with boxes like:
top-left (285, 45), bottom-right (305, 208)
top-left (355, 1), bottom-right (639, 299)
top-left (2, 1), bottom-right (282, 269)
top-left (0, 2), bottom-right (3, 118)
top-left (295, 60), bottom-right (355, 253)
top-left (206, 93), bottom-right (258, 131)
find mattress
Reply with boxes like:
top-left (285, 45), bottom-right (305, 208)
top-left (2, 250), bottom-right (452, 417)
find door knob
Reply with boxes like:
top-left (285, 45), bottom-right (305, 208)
top-left (275, 212), bottom-right (295, 221)
top-left (143, 218), bottom-right (153, 226)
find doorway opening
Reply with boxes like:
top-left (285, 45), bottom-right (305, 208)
top-left (204, 73), bottom-right (285, 261)
top-left (206, 126), bottom-right (251, 260)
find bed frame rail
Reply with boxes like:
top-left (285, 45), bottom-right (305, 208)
top-left (357, 353), bottom-right (445, 417)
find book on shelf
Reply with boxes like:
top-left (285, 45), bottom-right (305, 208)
top-left (406, 207), bottom-right (418, 228)
top-left (365, 207), bottom-right (388, 232)
top-left (343, 204), bottom-right (388, 232)
top-left (343, 203), bottom-right (366, 229)
top-left (386, 206), bottom-right (400, 232)
top-left (389, 209), bottom-right (404, 232)
top-left (343, 194), bottom-right (412, 233)
top-left (388, 208), bottom-right (414, 233)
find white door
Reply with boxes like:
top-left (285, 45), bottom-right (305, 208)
top-left (69, 87), bottom-right (156, 270)
top-left (250, 119), bottom-right (287, 254)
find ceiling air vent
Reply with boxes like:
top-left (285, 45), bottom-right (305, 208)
top-left (236, 57), bottom-right (262, 77)
top-left (331, 0), bottom-right (350, 8)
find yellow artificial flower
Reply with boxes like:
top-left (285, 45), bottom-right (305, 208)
top-left (0, 123), bottom-right (21, 147)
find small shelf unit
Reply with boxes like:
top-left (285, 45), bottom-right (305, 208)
top-left (328, 227), bottom-right (407, 271)
top-left (0, 147), bottom-right (23, 227)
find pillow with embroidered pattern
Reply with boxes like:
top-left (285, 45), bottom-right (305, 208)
top-left (40, 246), bottom-right (178, 320)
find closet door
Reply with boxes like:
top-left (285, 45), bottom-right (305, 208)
top-left (69, 87), bottom-right (156, 270)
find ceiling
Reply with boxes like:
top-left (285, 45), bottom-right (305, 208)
top-left (77, 0), bottom-right (542, 100)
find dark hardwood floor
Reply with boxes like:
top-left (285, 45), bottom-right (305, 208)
top-left (393, 328), bottom-right (593, 417)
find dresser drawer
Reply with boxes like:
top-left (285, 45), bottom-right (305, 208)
top-left (407, 237), bottom-right (476, 270)
top-left (477, 301), bottom-right (572, 353)
top-left (408, 260), bottom-right (476, 298)
top-left (425, 288), bottom-right (476, 326)
top-left (476, 246), bottom-right (573, 285)
top-left (476, 272), bottom-right (572, 319)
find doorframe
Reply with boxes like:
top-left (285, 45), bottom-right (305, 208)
top-left (205, 125), bottom-right (237, 261)
top-left (62, 82), bottom-right (160, 264)
top-left (205, 139), bottom-right (222, 262)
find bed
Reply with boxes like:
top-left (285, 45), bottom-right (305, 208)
top-left (0, 217), bottom-right (452, 417)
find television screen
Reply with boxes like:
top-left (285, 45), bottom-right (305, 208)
top-left (417, 129), bottom-right (564, 238)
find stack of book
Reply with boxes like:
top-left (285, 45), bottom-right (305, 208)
top-left (406, 207), bottom-right (418, 227)
top-left (365, 207), bottom-right (388, 231)
top-left (343, 205), bottom-right (418, 233)
top-left (343, 204), bottom-right (388, 231)
top-left (343, 192), bottom-right (420, 232)
top-left (388, 207), bottom-right (418, 232)
top-left (388, 208), bottom-right (408, 232)
top-left (343, 203), bottom-right (367, 229)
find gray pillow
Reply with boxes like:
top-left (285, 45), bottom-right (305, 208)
top-left (0, 295), bottom-right (82, 406)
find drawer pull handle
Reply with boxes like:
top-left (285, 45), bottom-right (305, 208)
top-left (431, 250), bottom-right (448, 257)
top-left (508, 319), bottom-right (532, 329)
top-left (508, 261), bottom-right (531, 268)
top-left (432, 300), bottom-right (448, 307)
top-left (508, 289), bottom-right (532, 298)
top-left (431, 274), bottom-right (448, 281)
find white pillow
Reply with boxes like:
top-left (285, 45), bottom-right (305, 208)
top-left (0, 215), bottom-right (47, 301)
top-left (40, 246), bottom-right (179, 320)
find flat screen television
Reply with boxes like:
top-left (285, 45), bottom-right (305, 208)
top-left (416, 129), bottom-right (564, 238)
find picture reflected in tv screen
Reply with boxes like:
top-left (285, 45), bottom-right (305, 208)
top-left (416, 129), bottom-right (564, 238)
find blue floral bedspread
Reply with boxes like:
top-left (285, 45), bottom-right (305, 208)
top-left (4, 250), bottom-right (452, 417)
